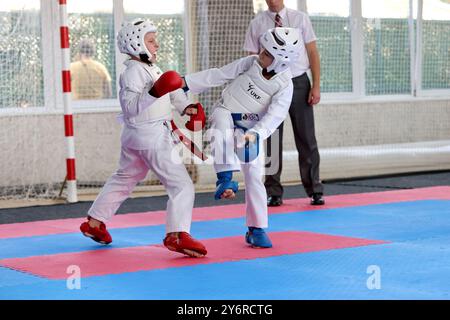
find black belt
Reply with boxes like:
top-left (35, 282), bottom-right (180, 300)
top-left (292, 72), bottom-right (307, 80)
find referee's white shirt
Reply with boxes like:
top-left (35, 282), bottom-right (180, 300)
top-left (243, 7), bottom-right (317, 78)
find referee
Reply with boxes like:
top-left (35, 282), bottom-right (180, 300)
top-left (243, 0), bottom-right (325, 206)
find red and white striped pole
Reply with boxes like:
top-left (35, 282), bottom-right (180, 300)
top-left (59, 0), bottom-right (77, 203)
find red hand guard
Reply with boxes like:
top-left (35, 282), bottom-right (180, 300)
top-left (185, 103), bottom-right (206, 131)
top-left (149, 70), bottom-right (183, 98)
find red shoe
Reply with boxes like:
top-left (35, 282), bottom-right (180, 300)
top-left (80, 217), bottom-right (112, 245)
top-left (163, 232), bottom-right (207, 258)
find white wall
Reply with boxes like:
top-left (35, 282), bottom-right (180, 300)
top-left (1, 98), bottom-right (450, 190)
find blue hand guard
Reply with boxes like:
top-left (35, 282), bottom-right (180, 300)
top-left (215, 171), bottom-right (239, 200)
top-left (234, 131), bottom-right (260, 163)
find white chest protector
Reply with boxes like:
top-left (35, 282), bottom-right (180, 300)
top-left (221, 60), bottom-right (291, 128)
top-left (125, 63), bottom-right (173, 126)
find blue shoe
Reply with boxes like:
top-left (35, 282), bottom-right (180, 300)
top-left (245, 227), bottom-right (272, 248)
top-left (215, 171), bottom-right (238, 200)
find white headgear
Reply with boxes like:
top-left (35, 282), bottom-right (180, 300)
top-left (117, 18), bottom-right (157, 62)
top-left (260, 27), bottom-right (300, 73)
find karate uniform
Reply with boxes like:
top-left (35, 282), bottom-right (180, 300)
top-left (88, 59), bottom-right (194, 234)
top-left (185, 55), bottom-right (293, 228)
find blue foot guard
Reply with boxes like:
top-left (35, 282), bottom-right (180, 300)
top-left (245, 227), bottom-right (273, 248)
top-left (215, 171), bottom-right (239, 200)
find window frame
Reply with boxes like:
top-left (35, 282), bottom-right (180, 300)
top-left (315, 0), bottom-right (450, 101)
top-left (415, 0), bottom-right (450, 97)
top-left (1, 0), bottom-right (449, 117)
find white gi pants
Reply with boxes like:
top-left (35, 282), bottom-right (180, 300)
top-left (210, 107), bottom-right (268, 228)
top-left (88, 124), bottom-right (194, 234)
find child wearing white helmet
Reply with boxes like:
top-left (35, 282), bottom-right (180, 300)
top-left (80, 19), bottom-right (207, 258)
top-left (183, 27), bottom-right (301, 248)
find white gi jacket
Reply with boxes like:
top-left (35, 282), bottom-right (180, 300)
top-left (88, 59), bottom-right (195, 233)
top-left (184, 55), bottom-right (294, 140)
top-left (118, 59), bottom-right (190, 150)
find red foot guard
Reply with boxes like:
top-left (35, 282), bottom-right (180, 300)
top-left (80, 217), bottom-right (112, 245)
top-left (163, 232), bottom-right (207, 258)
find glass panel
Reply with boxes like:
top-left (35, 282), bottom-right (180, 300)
top-left (124, 0), bottom-right (186, 74)
top-left (308, 0), bottom-right (352, 93)
top-left (307, 0), bottom-right (350, 17)
top-left (67, 0), bottom-right (116, 100)
top-left (422, 0), bottom-right (450, 90)
top-left (0, 0), bottom-right (43, 108)
top-left (362, 0), bottom-right (411, 95)
top-left (253, 0), bottom-right (298, 13)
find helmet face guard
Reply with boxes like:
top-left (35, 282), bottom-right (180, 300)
top-left (260, 27), bottom-right (300, 73)
top-left (117, 19), bottom-right (157, 62)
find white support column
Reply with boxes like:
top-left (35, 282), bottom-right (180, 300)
top-left (113, 0), bottom-right (125, 97)
top-left (41, 0), bottom-right (62, 110)
top-left (415, 0), bottom-right (423, 96)
top-left (408, 0), bottom-right (416, 96)
top-left (298, 0), bottom-right (307, 12)
top-left (183, 0), bottom-right (193, 74)
top-left (183, 0), bottom-right (197, 103)
top-left (350, 0), bottom-right (365, 98)
top-left (198, 0), bottom-right (210, 71)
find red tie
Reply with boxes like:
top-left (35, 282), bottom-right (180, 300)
top-left (275, 13), bottom-right (282, 28)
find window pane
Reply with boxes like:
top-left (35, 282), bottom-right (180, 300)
top-left (307, 0), bottom-right (352, 93)
top-left (362, 0), bottom-right (411, 95)
top-left (252, 0), bottom-right (298, 13)
top-left (67, 0), bottom-right (116, 100)
top-left (124, 0), bottom-right (186, 74)
top-left (0, 1), bottom-right (43, 108)
top-left (307, 0), bottom-right (349, 17)
top-left (422, 0), bottom-right (450, 90)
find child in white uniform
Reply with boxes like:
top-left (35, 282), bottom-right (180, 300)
top-left (80, 19), bottom-right (207, 258)
top-left (184, 28), bottom-right (301, 248)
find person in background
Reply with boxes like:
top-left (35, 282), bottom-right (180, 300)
top-left (70, 38), bottom-right (112, 100)
top-left (244, 0), bottom-right (325, 206)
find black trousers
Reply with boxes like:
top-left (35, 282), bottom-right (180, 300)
top-left (264, 73), bottom-right (324, 198)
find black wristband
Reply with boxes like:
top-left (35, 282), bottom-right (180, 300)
top-left (182, 77), bottom-right (189, 92)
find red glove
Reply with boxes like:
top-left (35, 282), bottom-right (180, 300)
top-left (149, 70), bottom-right (183, 98)
top-left (185, 103), bottom-right (206, 131)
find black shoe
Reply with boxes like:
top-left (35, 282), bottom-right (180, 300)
top-left (311, 193), bottom-right (325, 206)
top-left (267, 196), bottom-right (283, 207)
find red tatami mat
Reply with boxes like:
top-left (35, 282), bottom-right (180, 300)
top-left (0, 231), bottom-right (387, 279)
top-left (1, 186), bottom-right (448, 240)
